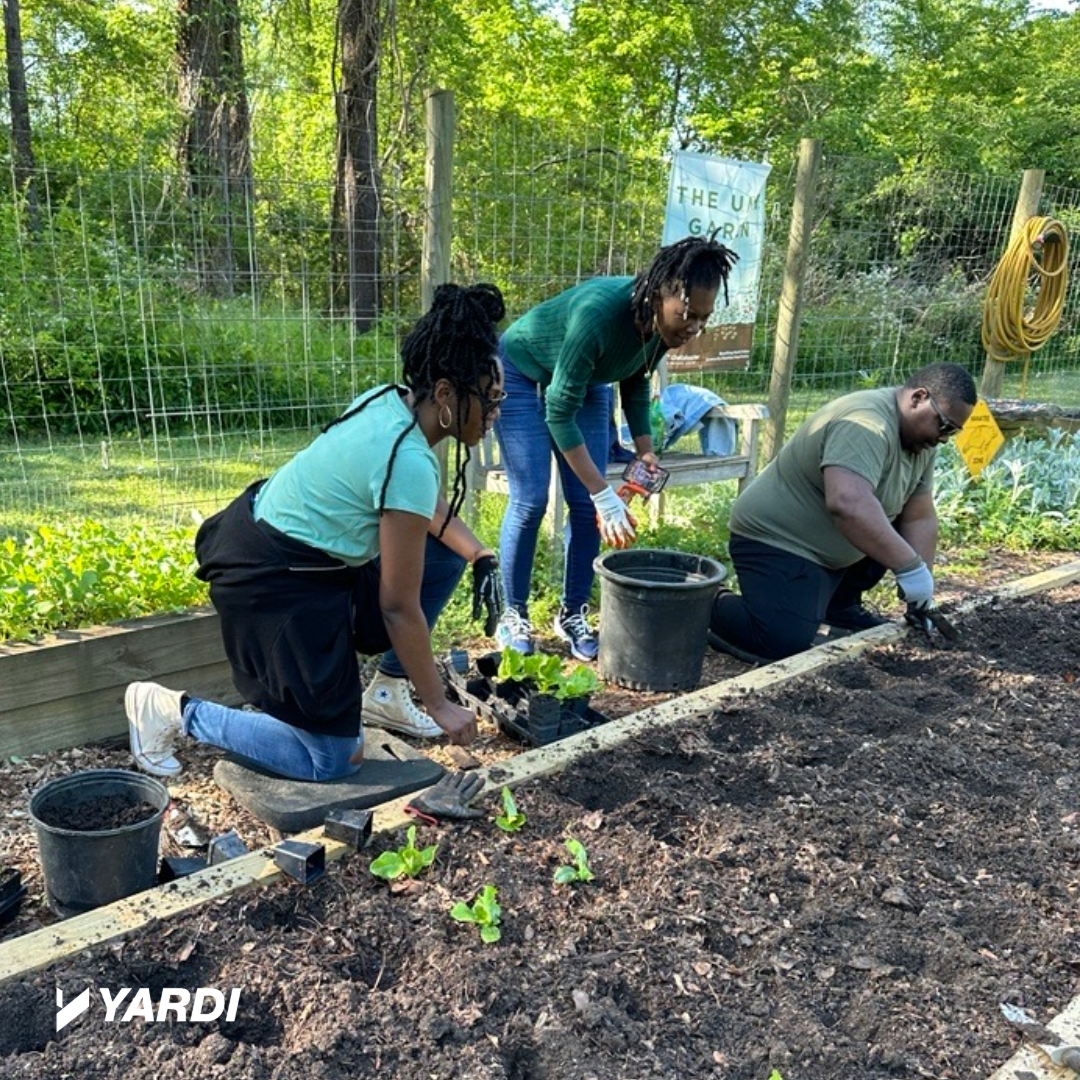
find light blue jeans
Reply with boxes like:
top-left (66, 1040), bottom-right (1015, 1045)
top-left (182, 534), bottom-right (466, 781)
top-left (494, 356), bottom-right (611, 614)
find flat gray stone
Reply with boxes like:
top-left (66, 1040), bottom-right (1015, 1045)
top-left (213, 731), bottom-right (445, 833)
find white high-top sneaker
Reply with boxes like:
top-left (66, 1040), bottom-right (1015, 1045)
top-left (125, 681), bottom-right (185, 778)
top-left (361, 671), bottom-right (443, 739)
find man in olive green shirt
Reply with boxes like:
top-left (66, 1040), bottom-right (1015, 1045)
top-left (710, 362), bottom-right (976, 662)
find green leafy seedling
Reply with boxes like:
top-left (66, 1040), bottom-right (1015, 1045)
top-left (497, 647), bottom-right (601, 701)
top-left (368, 825), bottom-right (438, 881)
top-left (553, 836), bottom-right (595, 885)
top-left (450, 884), bottom-right (502, 943)
top-left (494, 786), bottom-right (526, 832)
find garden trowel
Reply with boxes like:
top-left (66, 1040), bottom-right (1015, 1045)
top-left (904, 601), bottom-right (960, 647)
top-left (1000, 1002), bottom-right (1080, 1073)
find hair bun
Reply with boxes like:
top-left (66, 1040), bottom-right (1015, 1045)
top-left (431, 281), bottom-right (505, 326)
top-left (466, 282), bottom-right (506, 324)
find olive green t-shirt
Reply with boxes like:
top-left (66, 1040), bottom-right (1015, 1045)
top-left (729, 388), bottom-right (936, 569)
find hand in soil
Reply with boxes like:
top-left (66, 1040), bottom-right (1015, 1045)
top-left (406, 771), bottom-right (486, 820)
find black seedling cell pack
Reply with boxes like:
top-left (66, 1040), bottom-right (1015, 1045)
top-left (273, 840), bottom-right (326, 885)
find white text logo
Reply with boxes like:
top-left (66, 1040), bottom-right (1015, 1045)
top-left (56, 987), bottom-right (241, 1032)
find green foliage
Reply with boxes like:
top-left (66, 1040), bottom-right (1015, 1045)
top-left (493, 786), bottom-right (526, 833)
top-left (935, 430), bottom-right (1080, 551)
top-left (553, 837), bottom-right (595, 885)
top-left (368, 825), bottom-right (439, 881)
top-left (497, 648), bottom-right (601, 701)
top-left (449, 883), bottom-right (502, 943)
top-left (0, 519), bottom-right (205, 642)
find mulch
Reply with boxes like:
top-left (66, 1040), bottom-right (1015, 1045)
top-left (0, 551), bottom-right (1078, 1079)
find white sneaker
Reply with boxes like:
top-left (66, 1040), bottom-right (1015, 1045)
top-left (125, 681), bottom-right (185, 778)
top-left (361, 671), bottom-right (443, 739)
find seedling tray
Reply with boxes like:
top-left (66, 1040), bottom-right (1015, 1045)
top-left (440, 651), bottom-right (612, 748)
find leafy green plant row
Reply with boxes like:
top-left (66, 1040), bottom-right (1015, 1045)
top-left (0, 520), bottom-right (206, 642)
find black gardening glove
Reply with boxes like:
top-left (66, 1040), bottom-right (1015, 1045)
top-left (406, 772), bottom-right (486, 820)
top-left (471, 554), bottom-right (505, 636)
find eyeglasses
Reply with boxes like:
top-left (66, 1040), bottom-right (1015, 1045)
top-left (925, 392), bottom-right (963, 437)
top-left (478, 388), bottom-right (508, 416)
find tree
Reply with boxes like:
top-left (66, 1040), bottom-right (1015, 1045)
top-left (331, 0), bottom-right (382, 329)
top-left (2, 0), bottom-right (38, 231)
top-left (177, 0), bottom-right (255, 295)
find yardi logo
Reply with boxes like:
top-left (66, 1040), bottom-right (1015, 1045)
top-left (55, 988), bottom-right (91, 1032)
top-left (56, 986), bottom-right (241, 1032)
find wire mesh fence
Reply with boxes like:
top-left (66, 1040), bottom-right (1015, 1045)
top-left (1, 109), bottom-right (1078, 527)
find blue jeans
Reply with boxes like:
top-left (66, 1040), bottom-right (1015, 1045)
top-left (495, 357), bottom-right (611, 613)
top-left (184, 534), bottom-right (465, 781)
top-left (183, 698), bottom-right (364, 782)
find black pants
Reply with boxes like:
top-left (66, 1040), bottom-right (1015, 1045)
top-left (711, 534), bottom-right (887, 661)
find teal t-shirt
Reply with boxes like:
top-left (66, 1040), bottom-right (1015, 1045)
top-left (730, 388), bottom-right (936, 569)
top-left (500, 276), bottom-right (664, 452)
top-left (253, 387), bottom-right (439, 565)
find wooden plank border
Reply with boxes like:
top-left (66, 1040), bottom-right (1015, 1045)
top-left (2, 558), bottom-right (1079, 991)
top-left (0, 608), bottom-right (238, 759)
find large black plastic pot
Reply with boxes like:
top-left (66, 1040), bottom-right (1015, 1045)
top-left (594, 548), bottom-right (727, 691)
top-left (29, 769), bottom-right (170, 917)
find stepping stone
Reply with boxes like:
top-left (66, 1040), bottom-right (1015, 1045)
top-left (213, 732), bottom-right (445, 833)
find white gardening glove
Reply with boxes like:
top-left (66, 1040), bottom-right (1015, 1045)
top-left (590, 485), bottom-right (638, 549)
top-left (894, 558), bottom-right (934, 608)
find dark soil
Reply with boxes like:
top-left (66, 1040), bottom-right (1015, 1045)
top-left (35, 795), bottom-right (161, 832)
top-left (1, 578), bottom-right (1079, 1079)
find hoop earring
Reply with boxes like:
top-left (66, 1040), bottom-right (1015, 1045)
top-left (438, 403), bottom-right (452, 430)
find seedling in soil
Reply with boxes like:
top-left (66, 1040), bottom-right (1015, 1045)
top-left (494, 786), bottom-right (526, 833)
top-left (450, 884), bottom-right (502, 943)
top-left (553, 837), bottom-right (595, 885)
top-left (497, 648), bottom-right (601, 701)
top-left (368, 825), bottom-right (438, 881)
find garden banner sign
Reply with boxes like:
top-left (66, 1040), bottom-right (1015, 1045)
top-left (662, 151), bottom-right (771, 370)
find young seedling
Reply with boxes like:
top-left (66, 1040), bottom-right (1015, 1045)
top-left (493, 786), bottom-right (526, 833)
top-left (553, 836), bottom-right (595, 885)
top-left (497, 647), bottom-right (601, 701)
top-left (450, 884), bottom-right (502, 943)
top-left (368, 824), bottom-right (438, 881)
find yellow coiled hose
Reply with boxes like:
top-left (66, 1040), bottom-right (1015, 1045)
top-left (981, 215), bottom-right (1069, 363)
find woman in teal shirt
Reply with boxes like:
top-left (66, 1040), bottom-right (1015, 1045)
top-left (493, 235), bottom-right (738, 661)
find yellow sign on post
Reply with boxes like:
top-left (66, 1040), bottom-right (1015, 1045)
top-left (955, 399), bottom-right (1005, 478)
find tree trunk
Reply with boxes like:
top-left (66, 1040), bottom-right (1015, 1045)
top-left (331, 0), bottom-right (381, 330)
top-left (176, 0), bottom-right (255, 296)
top-left (2, 0), bottom-right (38, 233)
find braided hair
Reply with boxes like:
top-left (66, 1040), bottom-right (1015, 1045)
top-left (629, 232), bottom-right (740, 333)
top-left (323, 282), bottom-right (505, 535)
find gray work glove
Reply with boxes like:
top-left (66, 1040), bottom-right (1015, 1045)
top-left (406, 772), bottom-right (486, 820)
top-left (894, 558), bottom-right (934, 608)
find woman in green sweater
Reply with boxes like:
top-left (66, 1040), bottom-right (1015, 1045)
top-left (493, 235), bottom-right (738, 660)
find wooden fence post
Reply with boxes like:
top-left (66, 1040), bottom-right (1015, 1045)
top-left (763, 137), bottom-right (822, 463)
top-left (979, 168), bottom-right (1045, 400)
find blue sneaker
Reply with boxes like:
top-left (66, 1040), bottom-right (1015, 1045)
top-left (495, 608), bottom-right (533, 654)
top-left (554, 604), bottom-right (598, 662)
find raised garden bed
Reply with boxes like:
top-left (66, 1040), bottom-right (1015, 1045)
top-left (0, 608), bottom-right (237, 759)
top-left (1, 577), bottom-right (1080, 1078)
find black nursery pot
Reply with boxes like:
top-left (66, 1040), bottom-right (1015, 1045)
top-left (29, 769), bottom-right (170, 918)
